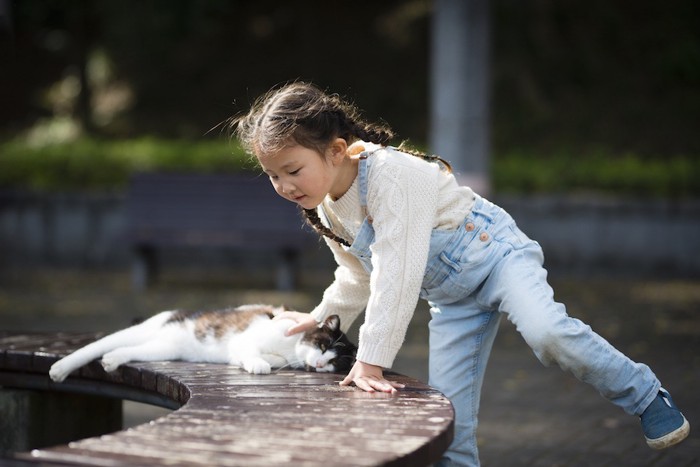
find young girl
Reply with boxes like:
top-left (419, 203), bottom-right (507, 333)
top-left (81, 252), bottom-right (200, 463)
top-left (233, 82), bottom-right (689, 466)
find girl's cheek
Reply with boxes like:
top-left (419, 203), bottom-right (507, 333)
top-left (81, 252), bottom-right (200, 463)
top-left (270, 180), bottom-right (283, 195)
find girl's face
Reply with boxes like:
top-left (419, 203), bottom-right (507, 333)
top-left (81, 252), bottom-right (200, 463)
top-left (257, 142), bottom-right (348, 210)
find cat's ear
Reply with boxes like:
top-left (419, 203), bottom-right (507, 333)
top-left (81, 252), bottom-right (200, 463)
top-left (323, 315), bottom-right (341, 332)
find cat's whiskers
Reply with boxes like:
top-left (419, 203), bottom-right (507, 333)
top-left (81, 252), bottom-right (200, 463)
top-left (273, 363), bottom-right (294, 373)
top-left (330, 335), bottom-right (347, 348)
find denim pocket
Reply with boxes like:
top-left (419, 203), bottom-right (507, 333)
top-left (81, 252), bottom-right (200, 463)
top-left (433, 212), bottom-right (504, 298)
top-left (421, 213), bottom-right (491, 294)
top-left (420, 216), bottom-right (475, 288)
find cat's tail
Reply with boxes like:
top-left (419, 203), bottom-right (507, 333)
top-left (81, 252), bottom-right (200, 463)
top-left (49, 311), bottom-right (174, 383)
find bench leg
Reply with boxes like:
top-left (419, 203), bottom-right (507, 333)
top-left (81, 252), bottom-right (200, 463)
top-left (0, 388), bottom-right (122, 456)
top-left (276, 249), bottom-right (299, 291)
top-left (132, 245), bottom-right (158, 291)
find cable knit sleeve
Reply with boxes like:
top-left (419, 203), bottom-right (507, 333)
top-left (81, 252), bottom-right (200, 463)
top-left (310, 237), bottom-right (370, 332)
top-left (358, 151), bottom-right (440, 368)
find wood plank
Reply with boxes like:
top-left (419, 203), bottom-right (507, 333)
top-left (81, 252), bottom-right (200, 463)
top-left (2, 332), bottom-right (453, 466)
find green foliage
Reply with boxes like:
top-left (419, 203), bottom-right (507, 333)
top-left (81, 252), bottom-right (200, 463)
top-left (493, 149), bottom-right (699, 198)
top-left (1, 138), bottom-right (697, 198)
top-left (0, 137), bottom-right (254, 192)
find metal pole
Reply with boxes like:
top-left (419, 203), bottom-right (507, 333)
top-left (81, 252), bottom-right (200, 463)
top-left (430, 0), bottom-right (492, 195)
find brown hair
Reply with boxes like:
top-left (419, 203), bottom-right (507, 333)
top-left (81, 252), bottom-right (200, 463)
top-left (232, 81), bottom-right (450, 247)
top-left (234, 82), bottom-right (394, 158)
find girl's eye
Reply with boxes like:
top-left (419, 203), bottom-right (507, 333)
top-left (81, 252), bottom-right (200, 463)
top-left (289, 168), bottom-right (301, 175)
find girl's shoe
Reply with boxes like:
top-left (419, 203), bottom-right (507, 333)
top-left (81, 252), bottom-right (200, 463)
top-left (641, 388), bottom-right (690, 449)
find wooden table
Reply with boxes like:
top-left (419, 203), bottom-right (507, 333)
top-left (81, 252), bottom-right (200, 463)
top-left (0, 331), bottom-right (454, 466)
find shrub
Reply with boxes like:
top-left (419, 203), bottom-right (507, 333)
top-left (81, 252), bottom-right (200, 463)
top-left (493, 149), bottom-right (698, 198)
top-left (0, 137), bottom-right (254, 192)
top-left (1, 137), bottom-right (697, 197)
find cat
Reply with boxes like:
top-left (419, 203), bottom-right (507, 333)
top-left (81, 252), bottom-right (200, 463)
top-left (49, 304), bottom-right (357, 383)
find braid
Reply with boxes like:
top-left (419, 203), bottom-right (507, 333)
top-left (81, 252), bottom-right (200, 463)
top-left (397, 142), bottom-right (453, 173)
top-left (350, 121), bottom-right (394, 146)
top-left (302, 208), bottom-right (351, 247)
top-left (348, 119), bottom-right (453, 173)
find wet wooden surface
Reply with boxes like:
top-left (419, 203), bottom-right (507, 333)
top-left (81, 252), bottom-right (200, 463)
top-left (0, 331), bottom-right (454, 466)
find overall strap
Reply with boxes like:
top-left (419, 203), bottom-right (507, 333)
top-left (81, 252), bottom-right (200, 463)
top-left (357, 153), bottom-right (372, 222)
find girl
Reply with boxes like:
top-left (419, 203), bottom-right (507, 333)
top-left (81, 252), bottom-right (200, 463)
top-left (233, 82), bottom-right (689, 466)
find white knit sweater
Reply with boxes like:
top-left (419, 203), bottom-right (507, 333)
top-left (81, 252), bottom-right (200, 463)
top-left (310, 143), bottom-right (476, 368)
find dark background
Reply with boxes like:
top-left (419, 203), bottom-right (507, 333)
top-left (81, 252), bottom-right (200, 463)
top-left (2, 0), bottom-right (699, 157)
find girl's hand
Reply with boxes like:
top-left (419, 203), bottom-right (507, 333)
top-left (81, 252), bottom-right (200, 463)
top-left (340, 360), bottom-right (405, 394)
top-left (273, 311), bottom-right (318, 336)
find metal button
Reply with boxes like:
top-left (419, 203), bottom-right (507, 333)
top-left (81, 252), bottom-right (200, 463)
top-left (479, 232), bottom-right (489, 242)
top-left (465, 222), bottom-right (475, 232)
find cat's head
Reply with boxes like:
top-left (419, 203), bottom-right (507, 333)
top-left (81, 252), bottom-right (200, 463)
top-left (295, 315), bottom-right (357, 373)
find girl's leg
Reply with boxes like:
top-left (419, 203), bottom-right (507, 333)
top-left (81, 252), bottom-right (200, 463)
top-left (429, 296), bottom-right (501, 467)
top-left (477, 243), bottom-right (660, 416)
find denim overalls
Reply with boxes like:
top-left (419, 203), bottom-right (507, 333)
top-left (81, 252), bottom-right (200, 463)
top-left (343, 150), bottom-right (661, 467)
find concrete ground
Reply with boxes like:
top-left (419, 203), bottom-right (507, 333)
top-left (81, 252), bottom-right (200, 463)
top-left (1, 266), bottom-right (698, 466)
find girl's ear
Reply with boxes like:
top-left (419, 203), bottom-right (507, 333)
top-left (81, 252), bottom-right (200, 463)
top-left (327, 138), bottom-right (348, 164)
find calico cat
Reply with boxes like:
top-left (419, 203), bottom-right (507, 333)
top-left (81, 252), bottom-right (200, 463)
top-left (49, 304), bottom-right (357, 383)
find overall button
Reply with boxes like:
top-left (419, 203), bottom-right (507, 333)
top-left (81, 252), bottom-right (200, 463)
top-left (479, 232), bottom-right (489, 242)
top-left (465, 222), bottom-right (475, 232)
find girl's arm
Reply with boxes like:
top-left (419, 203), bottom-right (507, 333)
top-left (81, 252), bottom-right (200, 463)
top-left (277, 236), bottom-right (370, 336)
top-left (309, 237), bottom-right (371, 330)
top-left (357, 151), bottom-right (441, 370)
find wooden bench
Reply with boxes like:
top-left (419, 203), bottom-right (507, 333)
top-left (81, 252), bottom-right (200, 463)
top-left (0, 331), bottom-right (454, 466)
top-left (126, 173), bottom-right (318, 291)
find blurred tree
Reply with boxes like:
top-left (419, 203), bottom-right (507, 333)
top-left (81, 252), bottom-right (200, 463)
top-left (0, 0), bottom-right (12, 50)
top-left (1, 0), bottom-right (698, 158)
top-left (86, 0), bottom-right (431, 139)
top-left (492, 0), bottom-right (700, 156)
top-left (70, 0), bottom-right (96, 133)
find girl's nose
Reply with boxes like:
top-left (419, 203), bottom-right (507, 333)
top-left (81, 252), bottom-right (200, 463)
top-left (280, 181), bottom-right (295, 194)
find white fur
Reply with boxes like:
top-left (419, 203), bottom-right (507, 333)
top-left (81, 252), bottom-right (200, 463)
top-left (50, 311), bottom-right (173, 382)
top-left (49, 312), bottom-right (334, 382)
top-left (296, 343), bottom-right (337, 373)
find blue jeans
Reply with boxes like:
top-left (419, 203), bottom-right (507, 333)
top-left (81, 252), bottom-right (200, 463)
top-left (420, 197), bottom-right (660, 467)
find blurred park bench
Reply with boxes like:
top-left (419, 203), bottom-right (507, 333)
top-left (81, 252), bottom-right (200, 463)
top-left (125, 172), bottom-right (317, 291)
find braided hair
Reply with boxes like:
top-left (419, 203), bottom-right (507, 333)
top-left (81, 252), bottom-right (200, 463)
top-left (233, 82), bottom-right (450, 247)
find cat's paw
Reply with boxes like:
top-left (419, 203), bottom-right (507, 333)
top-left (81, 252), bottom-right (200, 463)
top-left (243, 358), bottom-right (271, 375)
top-left (49, 361), bottom-right (71, 383)
top-left (100, 353), bottom-right (124, 373)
